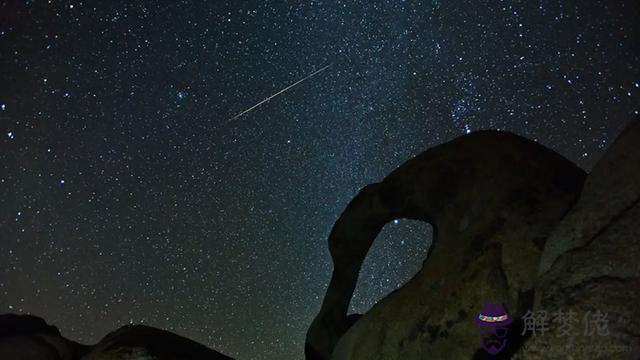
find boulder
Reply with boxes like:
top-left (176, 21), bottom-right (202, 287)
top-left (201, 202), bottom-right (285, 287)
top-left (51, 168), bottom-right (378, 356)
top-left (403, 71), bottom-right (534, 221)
top-left (306, 130), bottom-right (587, 359)
top-left (0, 314), bottom-right (234, 360)
top-left (0, 314), bottom-right (90, 360)
top-left (0, 336), bottom-right (61, 360)
top-left (81, 324), bottom-right (234, 360)
top-left (513, 119), bottom-right (640, 358)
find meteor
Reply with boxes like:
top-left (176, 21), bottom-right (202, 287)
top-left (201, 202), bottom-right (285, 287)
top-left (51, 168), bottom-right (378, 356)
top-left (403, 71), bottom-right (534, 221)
top-left (226, 63), bottom-right (332, 123)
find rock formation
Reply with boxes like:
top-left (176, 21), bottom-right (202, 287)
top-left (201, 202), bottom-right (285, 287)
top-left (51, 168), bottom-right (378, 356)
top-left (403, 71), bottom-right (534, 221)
top-left (3, 121), bottom-right (638, 360)
top-left (82, 325), bottom-right (234, 360)
top-left (0, 314), bottom-right (234, 360)
top-left (306, 130), bottom-right (587, 359)
top-left (512, 120), bottom-right (640, 358)
top-left (0, 314), bottom-right (90, 360)
top-left (307, 121), bottom-right (640, 359)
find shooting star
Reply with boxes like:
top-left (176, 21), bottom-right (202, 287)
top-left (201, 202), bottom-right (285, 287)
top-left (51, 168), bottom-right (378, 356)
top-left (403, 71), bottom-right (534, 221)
top-left (227, 63), bottom-right (332, 123)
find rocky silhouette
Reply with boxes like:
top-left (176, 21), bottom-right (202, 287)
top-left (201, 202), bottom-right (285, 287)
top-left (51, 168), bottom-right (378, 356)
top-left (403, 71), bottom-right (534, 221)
top-left (2, 121), bottom-right (638, 360)
top-left (82, 325), bottom-right (234, 360)
top-left (512, 119), bottom-right (640, 358)
top-left (306, 129), bottom-right (587, 359)
top-left (307, 120), bottom-right (639, 359)
top-left (0, 314), bottom-right (90, 360)
top-left (0, 314), bottom-right (234, 360)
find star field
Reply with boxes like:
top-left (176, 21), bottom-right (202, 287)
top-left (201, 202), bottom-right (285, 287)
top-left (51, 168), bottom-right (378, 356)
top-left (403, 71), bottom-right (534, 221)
top-left (1, 1), bottom-right (638, 359)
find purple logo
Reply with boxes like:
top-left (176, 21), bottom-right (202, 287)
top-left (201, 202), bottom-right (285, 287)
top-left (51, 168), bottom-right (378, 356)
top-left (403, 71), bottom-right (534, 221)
top-left (475, 303), bottom-right (513, 355)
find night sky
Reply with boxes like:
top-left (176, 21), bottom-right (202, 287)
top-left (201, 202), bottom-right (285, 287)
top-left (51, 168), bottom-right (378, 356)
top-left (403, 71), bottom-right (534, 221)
top-left (1, 1), bottom-right (638, 359)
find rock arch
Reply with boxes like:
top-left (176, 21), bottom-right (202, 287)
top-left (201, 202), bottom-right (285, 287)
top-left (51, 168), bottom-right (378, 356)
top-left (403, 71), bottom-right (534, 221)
top-left (306, 130), bottom-right (586, 360)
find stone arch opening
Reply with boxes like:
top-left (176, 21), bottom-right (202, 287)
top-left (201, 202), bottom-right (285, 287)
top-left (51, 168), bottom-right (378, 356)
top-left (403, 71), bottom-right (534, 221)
top-left (350, 219), bottom-right (433, 314)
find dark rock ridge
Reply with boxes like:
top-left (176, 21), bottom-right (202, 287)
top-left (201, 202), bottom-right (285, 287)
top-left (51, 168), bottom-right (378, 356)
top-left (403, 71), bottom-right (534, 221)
top-left (306, 130), bottom-right (587, 359)
top-left (82, 325), bottom-right (234, 360)
top-left (306, 121), bottom-right (640, 359)
top-left (0, 314), bottom-right (91, 360)
top-left (0, 314), bottom-right (234, 360)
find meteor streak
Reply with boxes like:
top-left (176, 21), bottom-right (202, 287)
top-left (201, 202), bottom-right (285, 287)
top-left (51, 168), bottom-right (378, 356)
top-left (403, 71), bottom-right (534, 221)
top-left (227, 63), bottom-right (332, 122)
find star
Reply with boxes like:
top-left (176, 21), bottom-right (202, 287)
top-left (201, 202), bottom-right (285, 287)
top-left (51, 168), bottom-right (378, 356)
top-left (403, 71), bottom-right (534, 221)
top-left (0, 2), bottom-right (637, 358)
